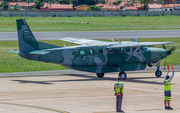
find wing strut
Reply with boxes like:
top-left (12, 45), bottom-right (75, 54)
top-left (125, 46), bottom-right (141, 62)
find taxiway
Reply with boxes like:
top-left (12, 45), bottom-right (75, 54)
top-left (0, 71), bottom-right (180, 113)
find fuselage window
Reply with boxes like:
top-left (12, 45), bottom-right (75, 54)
top-left (97, 49), bottom-right (103, 55)
top-left (80, 50), bottom-right (87, 55)
top-left (133, 47), bottom-right (139, 52)
top-left (117, 48), bottom-right (123, 53)
top-left (125, 48), bottom-right (131, 52)
top-left (108, 48), bottom-right (113, 54)
top-left (72, 51), bottom-right (79, 56)
top-left (88, 49), bottom-right (95, 55)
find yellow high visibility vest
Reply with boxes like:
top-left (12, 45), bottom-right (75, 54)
top-left (163, 80), bottom-right (171, 91)
top-left (114, 81), bottom-right (124, 93)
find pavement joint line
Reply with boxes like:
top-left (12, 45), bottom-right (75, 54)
top-left (0, 102), bottom-right (69, 113)
top-left (135, 109), bottom-right (162, 111)
top-left (2, 93), bottom-right (180, 103)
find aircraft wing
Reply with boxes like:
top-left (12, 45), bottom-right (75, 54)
top-left (59, 38), bottom-right (115, 45)
top-left (106, 42), bottom-right (173, 49)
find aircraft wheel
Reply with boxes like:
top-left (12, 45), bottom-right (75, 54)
top-left (119, 72), bottom-right (127, 80)
top-left (155, 70), bottom-right (162, 77)
top-left (96, 73), bottom-right (104, 78)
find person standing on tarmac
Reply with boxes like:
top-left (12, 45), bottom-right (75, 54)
top-left (114, 77), bottom-right (124, 112)
top-left (163, 65), bottom-right (174, 110)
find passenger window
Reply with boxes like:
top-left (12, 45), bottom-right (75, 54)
top-left (97, 49), bottom-right (103, 55)
top-left (125, 48), bottom-right (131, 52)
top-left (80, 50), bottom-right (87, 55)
top-left (72, 51), bottom-right (79, 56)
top-left (108, 48), bottom-right (113, 54)
top-left (117, 48), bottom-right (123, 52)
top-left (88, 50), bottom-right (95, 55)
top-left (133, 47), bottom-right (139, 52)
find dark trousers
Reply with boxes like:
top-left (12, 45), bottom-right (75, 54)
top-left (116, 93), bottom-right (123, 112)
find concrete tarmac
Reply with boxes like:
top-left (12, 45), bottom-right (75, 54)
top-left (0, 71), bottom-right (180, 113)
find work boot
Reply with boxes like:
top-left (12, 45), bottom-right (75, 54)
top-left (165, 106), bottom-right (169, 109)
top-left (118, 110), bottom-right (124, 112)
top-left (168, 106), bottom-right (173, 110)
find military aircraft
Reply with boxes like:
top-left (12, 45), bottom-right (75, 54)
top-left (11, 19), bottom-right (174, 80)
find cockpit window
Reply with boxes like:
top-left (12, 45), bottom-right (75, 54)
top-left (141, 47), bottom-right (147, 51)
top-left (133, 47), bottom-right (140, 52)
top-left (125, 48), bottom-right (131, 52)
top-left (108, 48), bottom-right (114, 54)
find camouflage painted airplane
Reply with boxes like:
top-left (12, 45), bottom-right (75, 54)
top-left (11, 19), bottom-right (174, 80)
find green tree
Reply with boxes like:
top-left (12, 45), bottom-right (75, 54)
top-left (3, 0), bottom-right (11, 2)
top-left (113, 1), bottom-right (119, 5)
top-left (58, 0), bottom-right (70, 4)
top-left (138, 0), bottom-right (151, 10)
top-left (98, 0), bottom-right (105, 4)
top-left (157, 0), bottom-right (163, 4)
top-left (117, 0), bottom-right (122, 3)
top-left (0, 1), bottom-right (9, 8)
top-left (87, 5), bottom-right (103, 10)
top-left (71, 0), bottom-right (81, 6)
top-left (84, 0), bottom-right (96, 5)
top-left (34, 0), bottom-right (44, 9)
top-left (71, 0), bottom-right (97, 7)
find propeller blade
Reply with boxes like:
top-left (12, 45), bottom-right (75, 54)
top-left (168, 46), bottom-right (175, 55)
top-left (163, 58), bottom-right (167, 70)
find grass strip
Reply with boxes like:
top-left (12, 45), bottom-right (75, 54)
top-left (0, 16), bottom-right (180, 32)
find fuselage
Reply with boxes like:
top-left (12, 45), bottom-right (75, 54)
top-left (19, 44), bottom-right (168, 73)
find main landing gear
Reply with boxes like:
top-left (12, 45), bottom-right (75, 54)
top-left (155, 64), bottom-right (162, 77)
top-left (119, 71), bottom-right (127, 80)
top-left (96, 73), bottom-right (104, 78)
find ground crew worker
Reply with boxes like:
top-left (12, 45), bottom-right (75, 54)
top-left (114, 77), bottom-right (124, 112)
top-left (163, 65), bottom-right (174, 110)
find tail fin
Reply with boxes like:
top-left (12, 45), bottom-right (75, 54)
top-left (17, 19), bottom-right (60, 53)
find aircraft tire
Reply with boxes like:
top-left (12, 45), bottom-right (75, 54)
top-left (96, 73), bottom-right (104, 78)
top-left (119, 72), bottom-right (127, 80)
top-left (155, 70), bottom-right (162, 77)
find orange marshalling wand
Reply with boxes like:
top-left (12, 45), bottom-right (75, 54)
top-left (171, 65), bottom-right (174, 69)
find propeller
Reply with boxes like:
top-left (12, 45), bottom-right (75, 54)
top-left (163, 45), bottom-right (175, 70)
top-left (167, 46), bottom-right (175, 55)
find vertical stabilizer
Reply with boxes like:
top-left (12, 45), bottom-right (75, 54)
top-left (17, 19), bottom-right (39, 53)
top-left (17, 19), bottom-right (60, 53)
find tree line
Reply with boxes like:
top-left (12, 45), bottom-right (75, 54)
top-left (0, 0), bottom-right (162, 10)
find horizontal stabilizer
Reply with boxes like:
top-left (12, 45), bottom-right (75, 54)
top-left (9, 50), bottom-right (19, 53)
top-left (27, 50), bottom-right (52, 55)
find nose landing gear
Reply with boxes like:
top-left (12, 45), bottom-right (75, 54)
top-left (155, 64), bottom-right (162, 77)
